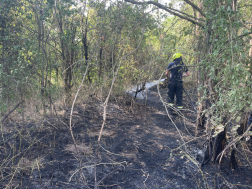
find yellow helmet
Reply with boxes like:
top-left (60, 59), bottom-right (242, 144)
top-left (172, 53), bottom-right (182, 60)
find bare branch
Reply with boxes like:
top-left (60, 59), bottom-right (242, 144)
top-left (167, 3), bottom-right (204, 21)
top-left (238, 4), bottom-right (252, 8)
top-left (183, 0), bottom-right (205, 17)
top-left (236, 31), bottom-right (252, 39)
top-left (125, 0), bottom-right (205, 28)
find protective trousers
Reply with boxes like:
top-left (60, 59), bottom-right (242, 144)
top-left (167, 80), bottom-right (183, 109)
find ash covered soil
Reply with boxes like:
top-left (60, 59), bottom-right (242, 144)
top-left (1, 85), bottom-right (252, 189)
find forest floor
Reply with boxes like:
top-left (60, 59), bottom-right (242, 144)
top-left (1, 84), bottom-right (252, 189)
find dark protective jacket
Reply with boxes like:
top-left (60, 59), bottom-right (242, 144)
top-left (166, 57), bottom-right (188, 82)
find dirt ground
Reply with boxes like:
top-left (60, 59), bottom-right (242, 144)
top-left (1, 85), bottom-right (252, 189)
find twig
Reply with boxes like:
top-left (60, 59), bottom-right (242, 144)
top-left (69, 60), bottom-right (90, 159)
top-left (2, 170), bottom-right (77, 186)
top-left (69, 161), bottom-right (127, 182)
top-left (142, 169), bottom-right (149, 189)
top-left (89, 182), bottom-right (125, 187)
top-left (68, 58), bottom-right (91, 189)
top-left (50, 100), bottom-right (69, 129)
top-left (96, 169), bottom-right (121, 186)
top-left (233, 145), bottom-right (252, 168)
top-left (171, 134), bottom-right (207, 151)
top-left (217, 124), bottom-right (252, 164)
top-left (3, 134), bottom-right (49, 167)
top-left (99, 144), bottom-right (132, 157)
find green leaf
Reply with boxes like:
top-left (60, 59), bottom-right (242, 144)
top-left (236, 116), bottom-right (241, 122)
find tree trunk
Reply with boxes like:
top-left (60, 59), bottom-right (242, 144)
top-left (82, 18), bottom-right (91, 83)
top-left (54, 4), bottom-right (75, 97)
top-left (195, 0), bottom-right (207, 132)
top-left (33, 5), bottom-right (47, 115)
top-left (99, 35), bottom-right (105, 80)
top-left (249, 13), bottom-right (252, 76)
top-left (212, 117), bottom-right (228, 164)
top-left (237, 110), bottom-right (249, 136)
top-left (232, 0), bottom-right (237, 11)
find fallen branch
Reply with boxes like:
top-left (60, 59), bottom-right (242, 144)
top-left (1, 101), bottom-right (24, 124)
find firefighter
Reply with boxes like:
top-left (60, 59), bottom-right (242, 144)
top-left (165, 53), bottom-right (190, 114)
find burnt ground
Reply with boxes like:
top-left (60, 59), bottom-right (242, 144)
top-left (1, 85), bottom-right (252, 189)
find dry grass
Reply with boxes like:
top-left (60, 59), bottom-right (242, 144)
top-left (64, 144), bottom-right (93, 156)
top-left (17, 157), bottom-right (45, 171)
top-left (87, 129), bottom-right (117, 138)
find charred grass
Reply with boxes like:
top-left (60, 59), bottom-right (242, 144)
top-left (0, 86), bottom-right (252, 188)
